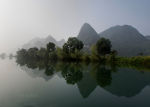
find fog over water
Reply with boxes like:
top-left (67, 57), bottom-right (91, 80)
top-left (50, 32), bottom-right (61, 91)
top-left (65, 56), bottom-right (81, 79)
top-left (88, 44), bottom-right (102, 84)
top-left (0, 0), bottom-right (150, 53)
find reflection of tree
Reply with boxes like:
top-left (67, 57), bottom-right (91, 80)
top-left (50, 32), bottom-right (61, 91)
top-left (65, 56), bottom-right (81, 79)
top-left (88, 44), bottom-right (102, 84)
top-left (91, 64), bottom-right (112, 87)
top-left (110, 64), bottom-right (118, 73)
top-left (16, 53), bottom-right (56, 77)
top-left (96, 66), bottom-right (112, 87)
top-left (45, 66), bottom-right (54, 76)
top-left (0, 53), bottom-right (6, 59)
top-left (26, 60), bottom-right (38, 69)
top-left (16, 58), bottom-right (150, 99)
top-left (61, 63), bottom-right (83, 85)
top-left (16, 58), bottom-right (26, 66)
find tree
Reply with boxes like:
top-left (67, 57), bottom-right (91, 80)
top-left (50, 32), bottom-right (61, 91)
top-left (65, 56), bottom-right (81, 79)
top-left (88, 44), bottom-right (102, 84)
top-left (46, 42), bottom-right (56, 60)
top-left (96, 38), bottom-right (112, 56)
top-left (28, 47), bottom-right (39, 59)
top-left (138, 52), bottom-right (143, 56)
top-left (49, 51), bottom-right (57, 61)
top-left (61, 63), bottom-right (83, 84)
top-left (90, 45), bottom-right (99, 61)
top-left (16, 49), bottom-right (28, 65)
top-left (16, 49), bottom-right (28, 59)
top-left (45, 66), bottom-right (54, 76)
top-left (109, 50), bottom-right (118, 62)
top-left (37, 48), bottom-right (47, 59)
top-left (46, 42), bottom-right (56, 53)
top-left (63, 37), bottom-right (84, 54)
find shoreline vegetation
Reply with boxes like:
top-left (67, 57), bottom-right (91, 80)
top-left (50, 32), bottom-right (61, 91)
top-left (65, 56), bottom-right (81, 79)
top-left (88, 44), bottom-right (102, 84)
top-left (16, 37), bottom-right (150, 69)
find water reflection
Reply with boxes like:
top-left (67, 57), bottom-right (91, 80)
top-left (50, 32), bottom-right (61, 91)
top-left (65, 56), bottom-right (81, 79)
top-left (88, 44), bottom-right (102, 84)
top-left (16, 59), bottom-right (150, 99)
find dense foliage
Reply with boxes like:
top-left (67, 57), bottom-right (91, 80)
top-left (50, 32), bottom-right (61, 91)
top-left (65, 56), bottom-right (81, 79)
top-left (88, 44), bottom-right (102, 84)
top-left (63, 37), bottom-right (84, 54)
top-left (96, 38), bottom-right (112, 56)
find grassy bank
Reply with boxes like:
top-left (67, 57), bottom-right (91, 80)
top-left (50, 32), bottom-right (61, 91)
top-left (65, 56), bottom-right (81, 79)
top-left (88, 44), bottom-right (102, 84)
top-left (115, 56), bottom-right (150, 68)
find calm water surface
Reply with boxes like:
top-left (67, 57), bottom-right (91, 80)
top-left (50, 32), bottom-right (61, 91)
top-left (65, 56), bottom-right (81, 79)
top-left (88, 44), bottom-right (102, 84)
top-left (0, 58), bottom-right (150, 107)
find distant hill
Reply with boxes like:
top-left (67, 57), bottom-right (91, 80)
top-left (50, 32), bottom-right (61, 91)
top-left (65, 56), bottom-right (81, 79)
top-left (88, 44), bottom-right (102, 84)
top-left (77, 23), bottom-right (150, 56)
top-left (23, 35), bottom-right (65, 49)
top-left (99, 25), bottom-right (146, 43)
top-left (23, 23), bottom-right (150, 56)
top-left (77, 23), bottom-right (100, 46)
top-left (99, 25), bottom-right (150, 56)
top-left (146, 35), bottom-right (150, 40)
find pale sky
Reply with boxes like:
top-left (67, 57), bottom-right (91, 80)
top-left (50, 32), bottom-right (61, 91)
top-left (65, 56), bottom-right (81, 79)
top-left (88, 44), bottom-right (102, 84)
top-left (0, 0), bottom-right (150, 53)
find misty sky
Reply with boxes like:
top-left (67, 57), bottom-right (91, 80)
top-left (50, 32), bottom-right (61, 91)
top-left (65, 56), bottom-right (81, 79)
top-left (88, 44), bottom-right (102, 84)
top-left (0, 0), bottom-right (150, 53)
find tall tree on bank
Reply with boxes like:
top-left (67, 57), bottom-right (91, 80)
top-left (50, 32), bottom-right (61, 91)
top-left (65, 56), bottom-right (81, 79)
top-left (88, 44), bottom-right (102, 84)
top-left (28, 47), bottom-right (39, 59)
top-left (96, 38), bottom-right (112, 56)
top-left (46, 42), bottom-right (57, 61)
top-left (46, 42), bottom-right (56, 53)
top-left (63, 37), bottom-right (84, 54)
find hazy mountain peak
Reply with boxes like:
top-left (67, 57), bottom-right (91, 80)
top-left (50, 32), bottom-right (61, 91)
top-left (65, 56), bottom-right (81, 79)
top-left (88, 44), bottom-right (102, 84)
top-left (57, 39), bottom-right (66, 47)
top-left (23, 35), bottom-right (65, 49)
top-left (46, 35), bottom-right (55, 40)
top-left (44, 35), bottom-right (57, 44)
top-left (81, 23), bottom-right (97, 33)
top-left (77, 23), bottom-right (100, 46)
top-left (82, 23), bottom-right (92, 28)
top-left (58, 39), bottom-right (65, 42)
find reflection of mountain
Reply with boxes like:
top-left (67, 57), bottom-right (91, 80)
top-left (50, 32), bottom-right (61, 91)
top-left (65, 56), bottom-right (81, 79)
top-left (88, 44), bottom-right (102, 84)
top-left (77, 71), bottom-right (97, 98)
top-left (18, 62), bottom-right (150, 98)
top-left (20, 66), bottom-right (56, 81)
top-left (77, 66), bottom-right (150, 98)
top-left (103, 68), bottom-right (150, 97)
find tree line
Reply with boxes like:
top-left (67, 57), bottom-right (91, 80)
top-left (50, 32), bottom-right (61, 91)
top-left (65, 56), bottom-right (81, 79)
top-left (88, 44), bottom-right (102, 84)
top-left (16, 37), bottom-right (117, 63)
